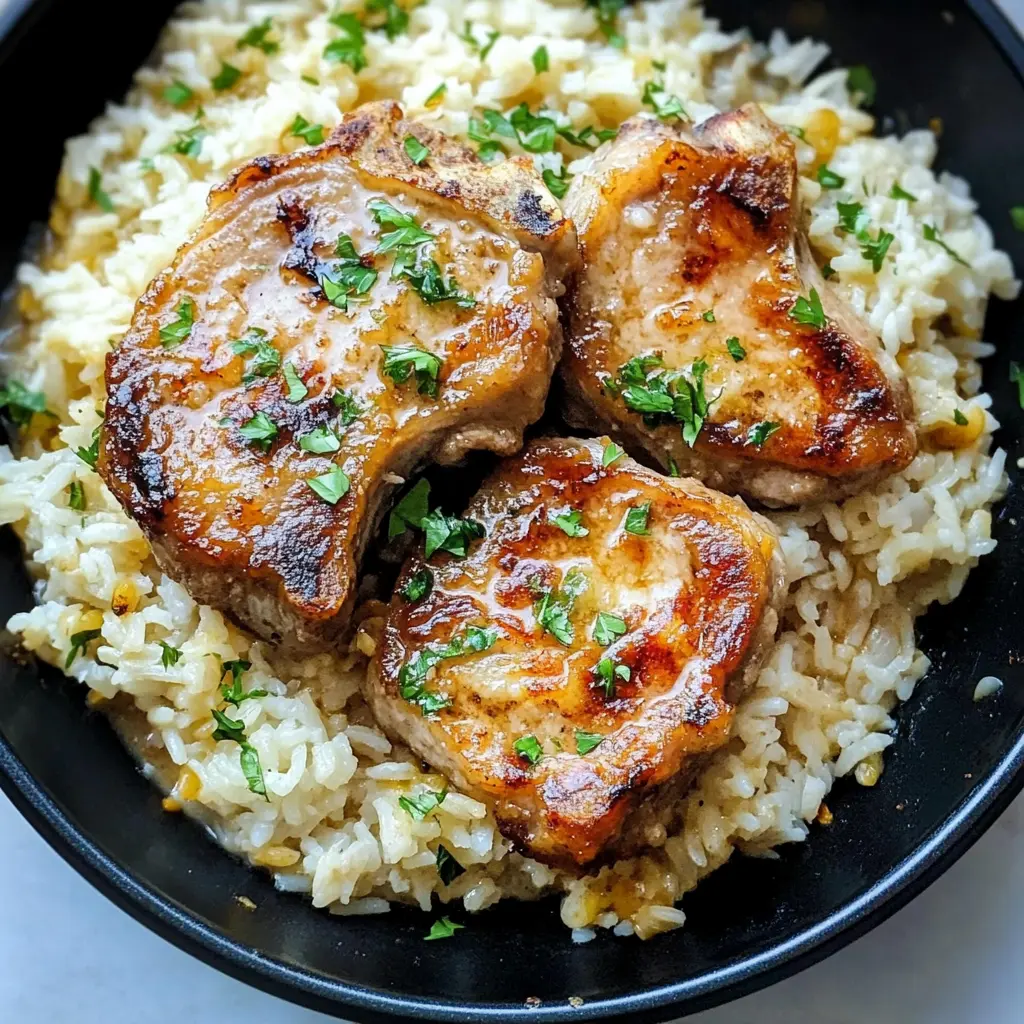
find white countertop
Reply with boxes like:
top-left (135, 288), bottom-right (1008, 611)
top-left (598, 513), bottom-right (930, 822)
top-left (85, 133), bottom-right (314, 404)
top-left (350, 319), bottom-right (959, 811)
top-left (3, 2), bottom-right (1024, 1020)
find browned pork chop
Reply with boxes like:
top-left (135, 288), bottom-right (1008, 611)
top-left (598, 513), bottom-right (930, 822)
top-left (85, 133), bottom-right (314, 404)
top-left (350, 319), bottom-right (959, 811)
top-left (366, 437), bottom-right (786, 868)
top-left (560, 104), bottom-right (916, 507)
top-left (100, 101), bottom-right (577, 649)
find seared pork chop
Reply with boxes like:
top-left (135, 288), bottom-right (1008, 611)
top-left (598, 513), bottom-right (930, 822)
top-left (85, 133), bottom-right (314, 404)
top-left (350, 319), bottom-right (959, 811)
top-left (560, 104), bottom-right (916, 507)
top-left (100, 101), bottom-right (577, 649)
top-left (366, 437), bottom-right (786, 868)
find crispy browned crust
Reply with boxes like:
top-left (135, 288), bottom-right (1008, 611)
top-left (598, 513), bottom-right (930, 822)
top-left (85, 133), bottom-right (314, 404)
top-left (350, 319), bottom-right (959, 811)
top-left (365, 437), bottom-right (786, 868)
top-left (560, 104), bottom-right (917, 508)
top-left (99, 101), bottom-right (577, 649)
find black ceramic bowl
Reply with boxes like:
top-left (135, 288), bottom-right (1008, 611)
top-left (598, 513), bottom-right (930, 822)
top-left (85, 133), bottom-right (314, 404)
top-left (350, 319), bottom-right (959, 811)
top-left (1, 1), bottom-right (1023, 1020)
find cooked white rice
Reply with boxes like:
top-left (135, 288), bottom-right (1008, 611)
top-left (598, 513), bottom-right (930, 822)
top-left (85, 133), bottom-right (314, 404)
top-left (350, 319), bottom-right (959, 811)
top-left (0, 0), bottom-right (1016, 939)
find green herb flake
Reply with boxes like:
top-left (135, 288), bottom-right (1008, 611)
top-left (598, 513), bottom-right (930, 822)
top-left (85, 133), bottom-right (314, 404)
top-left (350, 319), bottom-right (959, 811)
top-left (549, 508), bottom-right (588, 538)
top-left (238, 16), bottom-right (279, 54)
top-left (425, 916), bottom-right (463, 940)
top-left (230, 328), bottom-right (280, 383)
top-left (861, 230), bottom-right (895, 273)
top-left (593, 656), bottom-right (630, 698)
top-left (404, 135), bottom-right (430, 165)
top-left (0, 380), bottom-right (50, 427)
top-left (67, 480), bottom-right (86, 512)
top-left (369, 198), bottom-right (435, 250)
top-left (513, 734), bottom-right (543, 765)
top-left (533, 568), bottom-right (588, 647)
top-left (66, 628), bottom-right (103, 669)
top-left (785, 124), bottom-right (807, 141)
top-left (238, 412), bottom-right (278, 452)
top-left (422, 510), bottom-right (485, 558)
top-left (642, 80), bottom-right (686, 121)
top-left (602, 441), bottom-right (625, 467)
top-left (436, 843), bottom-right (465, 884)
top-left (816, 164), bottom-right (845, 189)
top-left (889, 183), bottom-right (918, 202)
top-left (748, 421), bottom-right (781, 447)
top-left (922, 223), bottom-right (970, 267)
top-left (75, 427), bottom-right (101, 470)
top-left (480, 29), bottom-right (500, 59)
top-left (220, 660), bottom-right (268, 707)
top-left (398, 625), bottom-right (497, 715)
top-left (624, 502), bottom-right (650, 536)
top-left (211, 708), bottom-right (267, 798)
top-left (166, 122), bottom-right (206, 159)
top-left (398, 787), bottom-right (447, 820)
top-left (952, 408), bottom-right (969, 426)
top-left (476, 140), bottom-right (505, 163)
top-left (593, 611), bottom-right (627, 647)
top-left (300, 73), bottom-right (320, 85)
top-left (836, 200), bottom-right (870, 237)
top-left (400, 567), bottom-right (434, 603)
top-left (159, 298), bottom-right (196, 348)
top-left (388, 478), bottom-right (431, 538)
top-left (332, 388), bottom-right (365, 426)
top-left (283, 362), bottom-right (309, 403)
top-left (381, 344), bottom-right (443, 396)
top-left (1011, 206), bottom-right (1024, 232)
top-left (667, 457), bottom-right (680, 477)
top-left (847, 65), bottom-right (876, 106)
top-left (1009, 362), bottom-right (1024, 408)
top-left (575, 729), bottom-right (603, 755)
top-left (323, 13), bottom-right (367, 71)
top-left (307, 465), bottom-right (351, 504)
top-left (726, 336), bottom-right (746, 361)
top-left (212, 61), bottom-right (242, 91)
top-left (788, 288), bottom-right (826, 330)
top-left (822, 261), bottom-right (837, 280)
top-left (159, 641), bottom-right (182, 668)
top-left (289, 114), bottom-right (324, 146)
top-left (424, 82), bottom-right (447, 108)
top-left (164, 80), bottom-right (194, 107)
top-left (701, 309), bottom-right (715, 323)
top-left (87, 167), bottom-right (115, 213)
top-left (542, 166), bottom-right (570, 199)
top-left (366, 0), bottom-right (409, 40)
top-left (299, 424), bottom-right (340, 453)
top-left (532, 45), bottom-right (549, 73)
top-left (587, 0), bottom-right (625, 48)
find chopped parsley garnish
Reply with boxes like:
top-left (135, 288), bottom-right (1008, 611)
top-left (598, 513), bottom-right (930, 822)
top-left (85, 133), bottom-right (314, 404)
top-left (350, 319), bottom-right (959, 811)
top-left (533, 568), bottom-right (588, 646)
top-left (1009, 362), bottom-right (1024, 408)
top-left (1012, 206), bottom-right (1024, 232)
top-left (513, 734), bottom-right (543, 764)
top-left (66, 628), bottom-right (102, 669)
top-left (475, 140), bottom-right (504, 164)
top-left (847, 64), bottom-right (876, 106)
top-left (836, 200), bottom-right (870, 237)
top-left (532, 45), bottom-right (549, 73)
top-left (404, 135), bottom-right (430, 165)
top-left (0, 380), bottom-right (50, 426)
top-left (424, 82), bottom-right (447, 107)
top-left (369, 199), bottom-right (434, 250)
top-left (301, 74), bottom-right (320, 85)
top-left (166, 122), bottom-right (206, 158)
top-left (860, 230), bottom-right (894, 273)
top-left (612, 353), bottom-right (717, 447)
top-left (332, 388), bottom-right (365, 426)
top-left (159, 298), bottom-right (195, 348)
top-left (220, 660), bottom-right (268, 707)
top-left (624, 502), bottom-right (650, 536)
top-left (549, 508), bottom-right (588, 537)
top-left (399, 787), bottom-right (447, 820)
top-left (211, 708), bottom-right (267, 799)
top-left (388, 478), bottom-right (431, 538)
top-left (67, 480), bottom-right (86, 512)
top-left (459, 21), bottom-right (499, 58)
top-left (283, 363), bottom-right (308, 403)
top-left (816, 165), bottom-right (844, 189)
top-left (436, 843), bottom-right (465, 884)
top-left (237, 16), bottom-right (279, 54)
top-left (425, 916), bottom-right (463, 940)
top-left (400, 567), bottom-right (434, 602)
top-left (593, 611), bottom-right (626, 647)
top-left (642, 80), bottom-right (686, 121)
top-left (88, 167), bottom-right (115, 213)
top-left (952, 408), bottom-right (969, 426)
top-left (299, 424), bottom-right (340, 453)
top-left (422, 510), bottom-right (485, 558)
top-left (289, 114), bottom-right (324, 146)
top-left (324, 12), bottom-right (367, 71)
top-left (788, 288), bottom-right (826, 330)
top-left (542, 167), bottom-right (570, 199)
top-left (380, 344), bottom-right (443, 397)
top-left (470, 103), bottom-right (558, 155)
top-left (785, 124), bottom-right (807, 141)
top-left (575, 729), bottom-right (603, 755)
top-left (159, 641), bottom-right (182, 668)
top-left (230, 328), bottom-right (279, 383)
top-left (594, 656), bottom-right (630, 698)
top-left (392, 252), bottom-right (475, 308)
top-left (702, 309), bottom-right (715, 323)
top-left (557, 124), bottom-right (617, 149)
top-left (480, 29), bottom-right (500, 59)
top-left (212, 61), bottom-right (242, 91)
top-left (889, 183), bottom-right (917, 202)
top-left (399, 625), bottom-right (497, 715)
top-left (587, 0), bottom-right (625, 48)
top-left (75, 426), bottom-right (101, 469)
top-left (748, 421), bottom-right (781, 447)
top-left (238, 412), bottom-right (278, 452)
top-left (366, 0), bottom-right (409, 40)
top-left (923, 223), bottom-right (970, 267)
top-left (822, 261), bottom-right (837, 280)
top-left (164, 80), bottom-right (194, 107)
top-left (307, 465), bottom-right (351, 504)
top-left (602, 441), bottom-right (624, 467)
top-left (318, 233), bottom-right (378, 310)
top-left (726, 336), bottom-right (746, 361)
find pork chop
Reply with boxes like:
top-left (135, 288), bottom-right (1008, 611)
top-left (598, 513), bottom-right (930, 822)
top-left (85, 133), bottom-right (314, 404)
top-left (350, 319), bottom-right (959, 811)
top-left (99, 101), bottom-right (577, 649)
top-left (560, 104), bottom-right (916, 507)
top-left (365, 437), bottom-right (786, 869)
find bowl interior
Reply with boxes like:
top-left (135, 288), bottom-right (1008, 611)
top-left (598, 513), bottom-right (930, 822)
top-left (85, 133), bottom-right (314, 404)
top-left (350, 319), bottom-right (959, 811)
top-left (1, 1), bottom-right (1023, 1021)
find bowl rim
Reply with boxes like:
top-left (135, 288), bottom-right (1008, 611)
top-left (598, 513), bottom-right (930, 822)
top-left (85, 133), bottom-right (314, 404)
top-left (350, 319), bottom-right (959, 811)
top-left (2, 0), bottom-right (1024, 1020)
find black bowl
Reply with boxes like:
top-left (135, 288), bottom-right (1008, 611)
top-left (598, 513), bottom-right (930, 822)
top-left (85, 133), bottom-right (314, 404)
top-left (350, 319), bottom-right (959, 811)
top-left (1, 1), bottom-right (1023, 1021)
